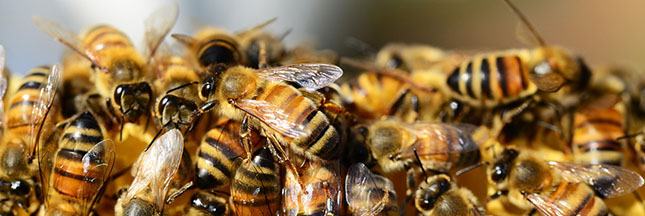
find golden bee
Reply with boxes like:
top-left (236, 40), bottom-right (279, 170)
top-left (34, 4), bottom-right (179, 139)
top-left (38, 111), bottom-right (116, 215)
top-left (114, 129), bottom-right (184, 216)
top-left (0, 59), bottom-right (60, 215)
top-left (229, 146), bottom-right (281, 216)
top-left (282, 159), bottom-right (342, 216)
top-left (345, 163), bottom-right (398, 216)
top-left (487, 147), bottom-right (644, 215)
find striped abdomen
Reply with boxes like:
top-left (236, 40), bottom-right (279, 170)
top-left (572, 101), bottom-right (625, 166)
top-left (230, 147), bottom-right (281, 216)
top-left (196, 34), bottom-right (242, 68)
top-left (446, 53), bottom-right (536, 107)
top-left (534, 181), bottom-right (607, 216)
top-left (195, 120), bottom-right (259, 189)
top-left (342, 72), bottom-right (411, 120)
top-left (185, 190), bottom-right (229, 216)
top-left (415, 125), bottom-right (480, 172)
top-left (6, 66), bottom-right (52, 141)
top-left (256, 83), bottom-right (340, 161)
top-left (282, 161), bottom-right (341, 216)
top-left (50, 111), bottom-right (105, 202)
top-left (347, 175), bottom-right (398, 216)
top-left (81, 25), bottom-right (134, 60)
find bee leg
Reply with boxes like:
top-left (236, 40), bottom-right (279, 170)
top-left (166, 181), bottom-right (194, 204)
top-left (239, 115), bottom-right (252, 156)
top-left (266, 133), bottom-right (304, 189)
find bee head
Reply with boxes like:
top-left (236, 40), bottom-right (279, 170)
top-left (415, 174), bottom-right (452, 212)
top-left (157, 95), bottom-right (197, 128)
top-left (114, 82), bottom-right (152, 122)
top-left (529, 46), bottom-right (590, 92)
top-left (489, 148), bottom-right (519, 183)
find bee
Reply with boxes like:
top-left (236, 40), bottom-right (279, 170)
top-left (374, 43), bottom-right (449, 72)
top-left (282, 159), bottom-right (342, 216)
top-left (60, 51), bottom-right (94, 118)
top-left (114, 129), bottom-right (184, 216)
top-left (38, 111), bottom-right (116, 215)
top-left (487, 147), bottom-right (644, 215)
top-left (280, 44), bottom-right (339, 65)
top-left (236, 18), bottom-right (289, 68)
top-left (193, 119), bottom-right (262, 190)
top-left (34, 4), bottom-right (179, 139)
top-left (0, 61), bottom-right (60, 214)
top-left (362, 119), bottom-right (483, 174)
top-left (446, 0), bottom-right (591, 109)
top-left (229, 146), bottom-right (281, 216)
top-left (191, 63), bottom-right (343, 175)
top-left (345, 163), bottom-right (398, 216)
top-left (184, 190), bottom-right (230, 216)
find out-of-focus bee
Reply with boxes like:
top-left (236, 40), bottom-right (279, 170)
top-left (280, 43), bottom-right (339, 66)
top-left (38, 111), bottom-right (116, 215)
top-left (235, 18), bottom-right (289, 68)
top-left (34, 4), bottom-right (179, 139)
top-left (446, 0), bottom-right (591, 109)
top-left (0, 61), bottom-right (60, 214)
top-left (114, 129), bottom-right (184, 216)
top-left (362, 119), bottom-right (483, 173)
top-left (192, 63), bottom-right (343, 176)
top-left (345, 163), bottom-right (398, 216)
top-left (487, 147), bottom-right (644, 215)
top-left (60, 51), bottom-right (94, 118)
top-left (183, 190), bottom-right (229, 216)
top-left (193, 119), bottom-right (262, 190)
top-left (282, 159), bottom-right (342, 216)
top-left (229, 146), bottom-right (281, 216)
top-left (374, 43), bottom-right (450, 72)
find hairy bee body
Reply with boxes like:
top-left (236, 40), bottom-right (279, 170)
top-left (414, 174), bottom-right (484, 216)
top-left (230, 147), bottom-right (280, 216)
top-left (282, 160), bottom-right (342, 216)
top-left (184, 190), bottom-right (229, 216)
top-left (177, 28), bottom-right (244, 70)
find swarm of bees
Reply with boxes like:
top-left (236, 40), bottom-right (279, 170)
top-left (1, 1), bottom-right (645, 216)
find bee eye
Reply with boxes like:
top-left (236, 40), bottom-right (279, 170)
top-left (491, 163), bottom-right (508, 182)
top-left (114, 85), bottom-right (126, 105)
top-left (11, 180), bottom-right (29, 196)
top-left (201, 83), bottom-right (212, 99)
top-left (159, 95), bottom-right (171, 114)
top-left (387, 55), bottom-right (403, 69)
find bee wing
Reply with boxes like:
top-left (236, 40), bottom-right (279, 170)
top-left (79, 139), bottom-right (116, 216)
top-left (549, 161), bottom-right (644, 198)
top-left (0, 45), bottom-right (7, 133)
top-left (235, 17), bottom-right (277, 38)
top-left (33, 16), bottom-right (102, 69)
top-left (396, 123), bottom-right (481, 159)
top-left (233, 99), bottom-right (310, 138)
top-left (28, 64), bottom-right (61, 159)
top-left (345, 163), bottom-right (394, 216)
top-left (142, 3), bottom-right (179, 62)
top-left (37, 121), bottom-right (66, 208)
top-left (127, 129), bottom-right (183, 210)
top-left (515, 21), bottom-right (542, 47)
top-left (525, 192), bottom-right (577, 216)
top-left (257, 64), bottom-right (343, 91)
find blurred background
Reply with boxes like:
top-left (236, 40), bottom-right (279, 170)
top-left (1, 0), bottom-right (644, 74)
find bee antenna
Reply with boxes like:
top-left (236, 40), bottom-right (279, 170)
top-left (617, 132), bottom-right (644, 140)
top-left (413, 148), bottom-right (429, 183)
top-left (166, 81), bottom-right (199, 94)
top-left (456, 161), bottom-right (489, 176)
top-left (145, 124), bottom-right (168, 152)
top-left (279, 28), bottom-right (293, 41)
top-left (502, 0), bottom-right (547, 46)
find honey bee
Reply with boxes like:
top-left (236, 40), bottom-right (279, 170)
top-left (280, 43), bottom-right (339, 65)
top-left (0, 62), bottom-right (60, 214)
top-left (345, 163), bottom-right (398, 216)
top-left (446, 0), bottom-right (591, 109)
top-left (184, 190), bottom-right (230, 216)
top-left (362, 119), bottom-right (483, 173)
top-left (38, 111), bottom-right (116, 215)
top-left (114, 129), bottom-right (184, 216)
top-left (282, 159), bottom-right (342, 216)
top-left (487, 147), bottom-right (644, 215)
top-left (34, 4), bottom-right (179, 139)
top-left (374, 43), bottom-right (447, 72)
top-left (60, 51), bottom-right (94, 118)
top-left (229, 146), bottom-right (281, 216)
top-left (236, 18), bottom-right (289, 68)
top-left (192, 63), bottom-right (343, 175)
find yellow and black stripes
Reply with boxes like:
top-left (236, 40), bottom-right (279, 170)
top-left (415, 125), bottom-right (480, 171)
top-left (230, 147), bottom-right (281, 216)
top-left (194, 120), bottom-right (248, 189)
top-left (82, 25), bottom-right (133, 53)
top-left (572, 100), bottom-right (626, 166)
top-left (6, 66), bottom-right (51, 135)
top-left (256, 83), bottom-right (340, 161)
top-left (282, 161), bottom-right (341, 215)
top-left (539, 181), bottom-right (607, 216)
top-left (447, 54), bottom-right (535, 107)
top-left (196, 35), bottom-right (242, 68)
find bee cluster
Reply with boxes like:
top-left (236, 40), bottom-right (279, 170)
top-left (1, 1), bottom-right (645, 216)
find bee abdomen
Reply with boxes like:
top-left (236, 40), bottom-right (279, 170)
top-left (195, 126), bottom-right (247, 189)
top-left (547, 181), bottom-right (607, 216)
top-left (572, 106), bottom-right (625, 166)
top-left (7, 66), bottom-right (51, 134)
top-left (52, 148), bottom-right (102, 200)
top-left (197, 35), bottom-right (242, 67)
top-left (230, 147), bottom-right (281, 216)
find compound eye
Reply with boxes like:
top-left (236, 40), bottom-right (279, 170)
top-left (201, 83), bottom-right (213, 99)
top-left (491, 163), bottom-right (508, 182)
top-left (11, 180), bottom-right (29, 196)
top-left (159, 95), bottom-right (172, 114)
top-left (114, 85), bottom-right (126, 106)
top-left (386, 55), bottom-right (403, 69)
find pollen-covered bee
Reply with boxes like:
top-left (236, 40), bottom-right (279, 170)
top-left (229, 146), bottom-right (281, 216)
top-left (34, 4), bottom-right (179, 140)
top-left (282, 159), bottom-right (342, 216)
top-left (0, 61), bottom-right (60, 215)
top-left (114, 129), bottom-right (184, 216)
top-left (345, 163), bottom-right (398, 216)
top-left (38, 111), bottom-right (116, 215)
top-left (446, 0), bottom-right (591, 109)
top-left (487, 147), bottom-right (644, 215)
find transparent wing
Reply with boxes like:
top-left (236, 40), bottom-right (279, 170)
top-left (345, 163), bottom-right (393, 216)
top-left (142, 3), bottom-right (179, 62)
top-left (37, 121), bottom-right (66, 208)
top-left (0, 45), bottom-right (7, 134)
top-left (257, 64), bottom-right (343, 91)
top-left (171, 34), bottom-right (198, 47)
top-left (396, 123), bottom-right (481, 159)
top-left (549, 161), bottom-right (644, 198)
top-left (127, 129), bottom-right (183, 210)
top-left (525, 192), bottom-right (577, 216)
top-left (33, 16), bottom-right (101, 67)
top-left (515, 21), bottom-right (542, 47)
top-left (233, 99), bottom-right (309, 138)
top-left (235, 17), bottom-right (277, 38)
top-left (28, 64), bottom-right (61, 159)
top-left (79, 139), bottom-right (116, 215)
